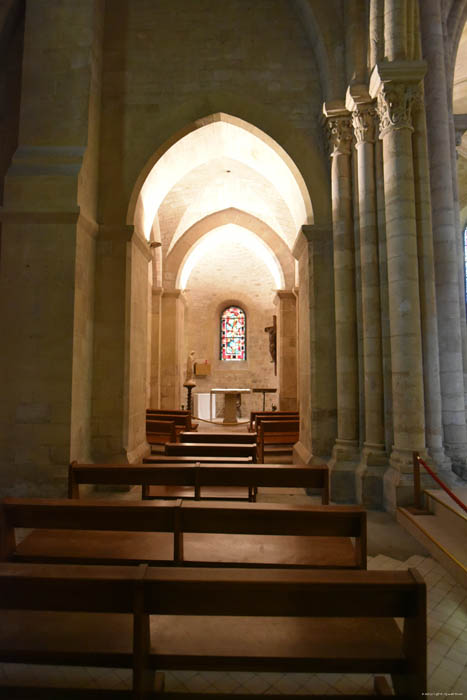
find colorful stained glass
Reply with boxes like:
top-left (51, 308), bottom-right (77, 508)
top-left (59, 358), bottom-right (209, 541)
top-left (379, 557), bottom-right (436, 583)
top-left (220, 306), bottom-right (246, 361)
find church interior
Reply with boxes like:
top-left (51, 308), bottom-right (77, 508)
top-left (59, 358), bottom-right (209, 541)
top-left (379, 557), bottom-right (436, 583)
top-left (0, 0), bottom-right (467, 696)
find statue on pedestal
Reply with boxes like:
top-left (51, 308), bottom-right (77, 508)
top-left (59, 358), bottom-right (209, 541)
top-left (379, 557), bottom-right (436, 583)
top-left (184, 350), bottom-right (196, 387)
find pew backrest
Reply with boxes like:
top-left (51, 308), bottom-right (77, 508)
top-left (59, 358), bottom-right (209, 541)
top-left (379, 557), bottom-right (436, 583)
top-left (142, 566), bottom-right (426, 697)
top-left (256, 419), bottom-right (300, 462)
top-left (180, 432), bottom-right (257, 444)
top-left (165, 442), bottom-right (257, 462)
top-left (250, 410), bottom-right (298, 431)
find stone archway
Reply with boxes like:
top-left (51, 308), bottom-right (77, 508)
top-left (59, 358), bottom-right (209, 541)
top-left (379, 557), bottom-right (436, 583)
top-left (126, 110), bottom-right (334, 460)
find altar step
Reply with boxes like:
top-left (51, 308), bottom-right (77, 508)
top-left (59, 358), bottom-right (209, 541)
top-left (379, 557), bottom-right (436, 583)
top-left (397, 487), bottom-right (467, 588)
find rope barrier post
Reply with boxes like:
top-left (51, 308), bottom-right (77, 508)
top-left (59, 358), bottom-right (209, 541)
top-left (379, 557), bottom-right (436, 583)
top-left (413, 451), bottom-right (422, 511)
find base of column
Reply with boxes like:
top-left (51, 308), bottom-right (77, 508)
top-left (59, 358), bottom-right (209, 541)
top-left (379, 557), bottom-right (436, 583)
top-left (127, 439), bottom-right (151, 464)
top-left (427, 445), bottom-right (451, 471)
top-left (384, 446), bottom-right (432, 513)
top-left (328, 439), bottom-right (360, 503)
top-left (355, 443), bottom-right (388, 508)
top-left (444, 443), bottom-right (467, 480)
top-left (293, 440), bottom-right (312, 465)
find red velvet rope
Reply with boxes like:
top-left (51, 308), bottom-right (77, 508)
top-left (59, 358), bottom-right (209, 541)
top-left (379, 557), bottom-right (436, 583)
top-left (416, 454), bottom-right (467, 514)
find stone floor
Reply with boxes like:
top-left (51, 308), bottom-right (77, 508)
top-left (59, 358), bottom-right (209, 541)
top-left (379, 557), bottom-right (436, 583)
top-left (2, 418), bottom-right (467, 696)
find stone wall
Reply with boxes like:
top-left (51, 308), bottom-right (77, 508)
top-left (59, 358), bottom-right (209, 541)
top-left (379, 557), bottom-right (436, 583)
top-left (183, 237), bottom-right (279, 419)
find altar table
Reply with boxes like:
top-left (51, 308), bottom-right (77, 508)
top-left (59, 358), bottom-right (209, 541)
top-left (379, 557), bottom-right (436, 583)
top-left (210, 388), bottom-right (251, 424)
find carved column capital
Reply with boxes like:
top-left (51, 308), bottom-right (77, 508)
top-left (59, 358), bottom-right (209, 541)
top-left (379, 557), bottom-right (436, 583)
top-left (351, 106), bottom-right (377, 145)
top-left (326, 115), bottom-right (353, 156)
top-left (375, 82), bottom-right (418, 138)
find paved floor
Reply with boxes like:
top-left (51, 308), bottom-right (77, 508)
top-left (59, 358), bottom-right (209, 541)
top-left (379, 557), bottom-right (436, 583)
top-left (2, 420), bottom-right (466, 696)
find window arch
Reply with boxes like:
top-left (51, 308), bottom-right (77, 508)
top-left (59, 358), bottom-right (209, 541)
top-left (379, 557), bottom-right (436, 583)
top-left (220, 306), bottom-right (246, 361)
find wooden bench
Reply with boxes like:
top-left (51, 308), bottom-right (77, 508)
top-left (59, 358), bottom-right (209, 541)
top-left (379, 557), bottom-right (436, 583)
top-left (68, 461), bottom-right (254, 501)
top-left (165, 441), bottom-right (257, 462)
top-left (0, 563), bottom-right (427, 698)
top-left (0, 561), bottom-right (150, 698)
top-left (146, 419), bottom-right (177, 445)
top-left (180, 431), bottom-right (257, 444)
top-left (249, 410), bottom-right (298, 432)
top-left (143, 566), bottom-right (426, 698)
top-left (1, 498), bottom-right (179, 566)
top-left (1, 498), bottom-right (364, 569)
top-left (257, 418), bottom-right (300, 462)
top-left (68, 461), bottom-right (329, 503)
top-left (147, 409), bottom-right (198, 432)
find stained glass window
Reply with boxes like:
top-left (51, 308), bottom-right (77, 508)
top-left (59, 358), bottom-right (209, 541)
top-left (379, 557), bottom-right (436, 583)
top-left (220, 306), bottom-right (246, 361)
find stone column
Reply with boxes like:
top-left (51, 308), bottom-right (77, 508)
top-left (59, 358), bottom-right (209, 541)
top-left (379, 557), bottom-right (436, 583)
top-left (346, 90), bottom-right (387, 507)
top-left (274, 290), bottom-right (298, 411)
top-left (149, 287), bottom-right (163, 408)
top-left (160, 290), bottom-right (184, 410)
top-left (323, 104), bottom-right (359, 502)
top-left (292, 225), bottom-right (336, 465)
top-left (420, 0), bottom-right (467, 476)
top-left (412, 90), bottom-right (449, 469)
top-left (0, 0), bottom-right (102, 496)
top-left (370, 61), bottom-right (428, 509)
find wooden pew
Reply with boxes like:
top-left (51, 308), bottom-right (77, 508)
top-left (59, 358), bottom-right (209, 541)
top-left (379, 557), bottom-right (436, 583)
top-left (68, 461), bottom-right (329, 503)
top-left (249, 410), bottom-right (298, 432)
top-left (180, 431), bottom-right (257, 444)
top-left (143, 566), bottom-right (427, 698)
top-left (165, 441), bottom-right (257, 462)
top-left (0, 561), bottom-right (153, 698)
top-left (147, 409), bottom-right (198, 432)
top-left (68, 460), bottom-right (254, 500)
top-left (1, 498), bottom-right (179, 565)
top-left (257, 418), bottom-right (300, 462)
top-left (1, 498), bottom-right (363, 570)
top-left (146, 419), bottom-right (177, 445)
top-left (177, 501), bottom-right (366, 569)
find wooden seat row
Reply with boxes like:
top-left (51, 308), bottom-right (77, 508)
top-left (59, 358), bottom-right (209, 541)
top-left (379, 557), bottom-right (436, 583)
top-left (2, 498), bottom-right (362, 568)
top-left (0, 561), bottom-right (427, 698)
top-left (68, 461), bottom-right (329, 503)
top-left (164, 441), bottom-right (257, 461)
top-left (257, 419), bottom-right (300, 462)
top-left (146, 409), bottom-right (198, 443)
top-left (249, 409), bottom-right (299, 432)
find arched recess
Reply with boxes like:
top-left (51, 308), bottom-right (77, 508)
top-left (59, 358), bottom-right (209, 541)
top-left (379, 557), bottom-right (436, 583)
top-left (165, 209), bottom-right (295, 291)
top-left (126, 102), bottom-right (331, 233)
top-left (127, 107), bottom-right (331, 449)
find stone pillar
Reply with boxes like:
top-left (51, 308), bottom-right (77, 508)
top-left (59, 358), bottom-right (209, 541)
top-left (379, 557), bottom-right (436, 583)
top-left (160, 290), bottom-right (184, 410)
top-left (412, 91), bottom-right (449, 469)
top-left (91, 225), bottom-right (150, 465)
top-left (323, 104), bottom-right (359, 502)
top-left (0, 0), bottom-right (102, 496)
top-left (346, 90), bottom-right (387, 507)
top-left (149, 287), bottom-right (163, 408)
top-left (370, 61), bottom-right (428, 509)
top-left (274, 290), bottom-right (298, 411)
top-left (292, 225), bottom-right (336, 465)
top-left (420, 0), bottom-right (467, 476)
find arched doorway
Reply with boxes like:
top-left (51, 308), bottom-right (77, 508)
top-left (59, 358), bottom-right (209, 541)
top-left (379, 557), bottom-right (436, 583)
top-left (128, 113), bottom-right (314, 422)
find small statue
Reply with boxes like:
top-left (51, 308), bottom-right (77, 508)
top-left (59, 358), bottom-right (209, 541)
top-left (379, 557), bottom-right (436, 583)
top-left (184, 350), bottom-right (196, 387)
